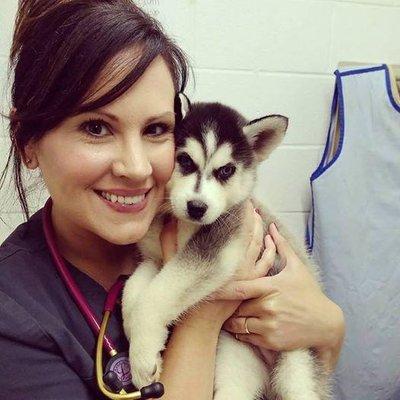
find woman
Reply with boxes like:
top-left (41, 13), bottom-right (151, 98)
top-left (0, 1), bottom-right (344, 399)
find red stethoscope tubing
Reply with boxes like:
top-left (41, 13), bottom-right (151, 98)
top-left (42, 197), bottom-right (118, 354)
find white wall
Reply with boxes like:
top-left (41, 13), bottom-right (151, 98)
top-left (1, 0), bottom-right (400, 243)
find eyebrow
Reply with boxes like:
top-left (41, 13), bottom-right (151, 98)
top-left (92, 110), bottom-right (176, 124)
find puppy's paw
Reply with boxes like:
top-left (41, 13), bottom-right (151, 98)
top-left (127, 314), bottom-right (167, 389)
top-left (129, 344), bottom-right (163, 389)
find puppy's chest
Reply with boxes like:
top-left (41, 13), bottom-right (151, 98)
top-left (138, 216), bottom-right (245, 267)
top-left (137, 219), bottom-right (199, 265)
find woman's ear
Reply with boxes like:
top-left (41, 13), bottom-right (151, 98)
top-left (23, 139), bottom-right (39, 169)
top-left (243, 114), bottom-right (288, 162)
top-left (10, 106), bottom-right (38, 169)
top-left (174, 92), bottom-right (191, 122)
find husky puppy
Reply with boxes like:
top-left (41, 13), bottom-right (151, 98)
top-left (122, 94), bottom-right (331, 400)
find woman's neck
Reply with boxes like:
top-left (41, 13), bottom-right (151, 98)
top-left (51, 206), bottom-right (139, 291)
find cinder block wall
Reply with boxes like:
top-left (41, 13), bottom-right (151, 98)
top-left (1, 0), bottom-right (400, 243)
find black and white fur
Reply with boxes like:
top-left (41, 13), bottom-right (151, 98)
top-left (122, 94), bottom-right (332, 399)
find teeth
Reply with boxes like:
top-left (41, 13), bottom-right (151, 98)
top-left (100, 191), bottom-right (145, 205)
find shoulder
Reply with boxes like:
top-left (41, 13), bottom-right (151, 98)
top-left (0, 208), bottom-right (60, 341)
top-left (0, 208), bottom-right (97, 385)
top-left (0, 208), bottom-right (75, 346)
top-left (0, 207), bottom-right (48, 269)
top-left (1, 207), bottom-right (46, 255)
top-left (0, 208), bottom-right (57, 305)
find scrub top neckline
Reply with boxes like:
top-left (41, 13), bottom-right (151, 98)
top-left (386, 64), bottom-right (400, 112)
top-left (63, 256), bottom-right (108, 295)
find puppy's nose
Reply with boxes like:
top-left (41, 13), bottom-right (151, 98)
top-left (187, 200), bottom-right (208, 220)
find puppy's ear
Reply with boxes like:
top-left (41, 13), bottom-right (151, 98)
top-left (175, 92), bottom-right (191, 122)
top-left (243, 114), bottom-right (288, 162)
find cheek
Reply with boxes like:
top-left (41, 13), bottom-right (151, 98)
top-left (149, 140), bottom-right (175, 185)
top-left (38, 138), bottom-right (110, 189)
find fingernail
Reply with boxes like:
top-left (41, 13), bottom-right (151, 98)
top-left (271, 222), bottom-right (278, 231)
top-left (265, 234), bottom-right (271, 248)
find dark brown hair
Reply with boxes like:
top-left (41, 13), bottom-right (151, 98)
top-left (0, 0), bottom-right (190, 221)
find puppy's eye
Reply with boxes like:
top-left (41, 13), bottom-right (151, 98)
top-left (215, 163), bottom-right (236, 181)
top-left (177, 152), bottom-right (197, 174)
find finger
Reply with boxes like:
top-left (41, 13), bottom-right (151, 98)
top-left (234, 333), bottom-right (266, 348)
top-left (245, 210), bottom-right (264, 267)
top-left (268, 222), bottom-right (295, 260)
top-left (160, 216), bottom-right (178, 263)
top-left (242, 200), bottom-right (256, 242)
top-left (222, 316), bottom-right (265, 335)
top-left (253, 234), bottom-right (276, 278)
top-left (258, 348), bottom-right (279, 368)
top-left (232, 294), bottom-right (278, 318)
top-left (210, 276), bottom-right (276, 301)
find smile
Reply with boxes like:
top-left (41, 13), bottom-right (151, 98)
top-left (100, 191), bottom-right (145, 205)
top-left (94, 189), bottom-right (151, 214)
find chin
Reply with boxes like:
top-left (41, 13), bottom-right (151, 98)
top-left (109, 231), bottom-right (147, 246)
top-left (105, 218), bottom-right (153, 245)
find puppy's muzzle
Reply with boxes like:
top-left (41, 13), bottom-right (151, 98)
top-left (187, 200), bottom-right (208, 220)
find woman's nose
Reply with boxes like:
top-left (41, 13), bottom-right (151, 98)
top-left (112, 137), bottom-right (152, 181)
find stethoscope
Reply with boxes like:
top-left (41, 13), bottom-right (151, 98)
top-left (42, 197), bottom-right (164, 399)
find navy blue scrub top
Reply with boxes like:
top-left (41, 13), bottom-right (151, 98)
top-left (0, 207), bottom-right (131, 399)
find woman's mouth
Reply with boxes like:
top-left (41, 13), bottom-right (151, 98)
top-left (94, 189), bottom-right (151, 213)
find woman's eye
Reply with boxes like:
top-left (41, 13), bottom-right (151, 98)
top-left (215, 163), bottom-right (236, 181)
top-left (80, 118), bottom-right (109, 138)
top-left (145, 123), bottom-right (172, 136)
top-left (79, 119), bottom-right (173, 140)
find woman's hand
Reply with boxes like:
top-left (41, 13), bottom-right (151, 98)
top-left (214, 222), bottom-right (345, 373)
top-left (159, 201), bottom-right (277, 328)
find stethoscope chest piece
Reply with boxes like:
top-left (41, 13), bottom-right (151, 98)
top-left (104, 351), bottom-right (135, 392)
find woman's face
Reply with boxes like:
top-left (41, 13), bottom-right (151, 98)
top-left (27, 55), bottom-right (176, 246)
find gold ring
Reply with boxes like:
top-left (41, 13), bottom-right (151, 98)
top-left (244, 317), bottom-right (250, 334)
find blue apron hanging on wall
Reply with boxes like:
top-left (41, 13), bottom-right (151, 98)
top-left (306, 64), bottom-right (400, 400)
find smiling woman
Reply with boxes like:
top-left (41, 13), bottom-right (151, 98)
top-left (0, 0), bottom-right (190, 291)
top-left (26, 55), bottom-right (177, 290)
top-left (0, 1), bottom-right (207, 399)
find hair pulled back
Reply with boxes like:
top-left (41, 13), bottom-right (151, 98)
top-left (1, 0), bottom-right (190, 220)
